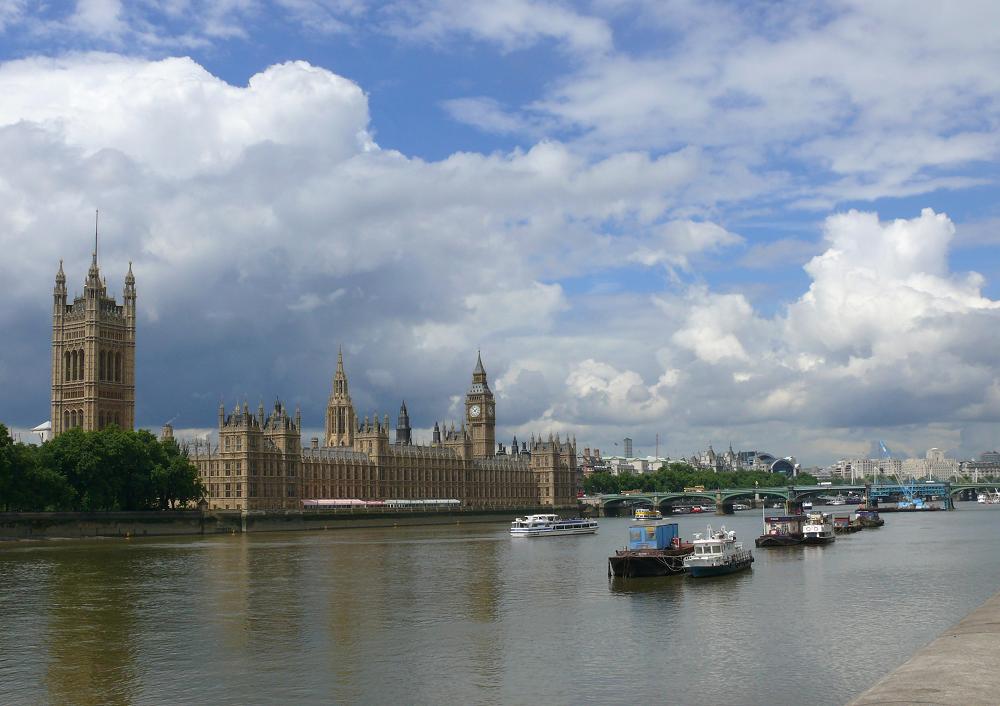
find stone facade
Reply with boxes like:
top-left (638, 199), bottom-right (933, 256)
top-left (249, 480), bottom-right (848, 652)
top-left (51, 244), bottom-right (136, 436)
top-left (189, 353), bottom-right (578, 511)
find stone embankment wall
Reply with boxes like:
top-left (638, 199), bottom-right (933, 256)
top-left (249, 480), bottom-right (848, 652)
top-left (0, 506), bottom-right (576, 540)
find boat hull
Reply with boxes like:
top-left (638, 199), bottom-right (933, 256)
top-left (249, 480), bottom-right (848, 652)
top-left (802, 534), bottom-right (835, 545)
top-left (608, 548), bottom-right (692, 577)
top-left (755, 534), bottom-right (804, 547)
top-left (856, 518), bottom-right (884, 528)
top-left (510, 526), bottom-right (597, 537)
top-left (686, 555), bottom-right (753, 578)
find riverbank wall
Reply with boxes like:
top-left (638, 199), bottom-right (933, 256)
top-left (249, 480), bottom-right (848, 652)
top-left (0, 505), bottom-right (576, 541)
top-left (847, 589), bottom-right (1000, 706)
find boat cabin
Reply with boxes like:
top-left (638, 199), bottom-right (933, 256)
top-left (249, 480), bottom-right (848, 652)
top-left (761, 515), bottom-right (805, 537)
top-left (628, 522), bottom-right (679, 550)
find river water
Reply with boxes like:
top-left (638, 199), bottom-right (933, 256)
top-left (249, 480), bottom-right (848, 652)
top-left (2, 504), bottom-right (1000, 705)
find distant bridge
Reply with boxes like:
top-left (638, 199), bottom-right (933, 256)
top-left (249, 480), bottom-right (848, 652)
top-left (591, 481), bottom-right (1000, 515)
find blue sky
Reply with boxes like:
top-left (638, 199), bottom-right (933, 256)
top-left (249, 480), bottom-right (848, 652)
top-left (1, 0), bottom-right (999, 465)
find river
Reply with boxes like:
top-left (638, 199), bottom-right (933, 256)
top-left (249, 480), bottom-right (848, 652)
top-left (2, 503), bottom-right (999, 705)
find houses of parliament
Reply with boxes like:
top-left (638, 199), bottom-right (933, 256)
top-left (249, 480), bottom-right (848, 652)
top-left (49, 248), bottom-right (578, 511)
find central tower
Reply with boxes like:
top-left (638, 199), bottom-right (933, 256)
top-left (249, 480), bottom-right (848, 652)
top-left (325, 347), bottom-right (356, 447)
top-left (465, 351), bottom-right (495, 460)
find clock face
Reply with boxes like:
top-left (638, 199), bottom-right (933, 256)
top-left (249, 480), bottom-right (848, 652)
top-left (469, 404), bottom-right (481, 418)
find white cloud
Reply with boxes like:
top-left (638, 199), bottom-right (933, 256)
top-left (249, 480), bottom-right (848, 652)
top-left (0, 55), bottom-right (374, 178)
top-left (384, 0), bottom-right (613, 54)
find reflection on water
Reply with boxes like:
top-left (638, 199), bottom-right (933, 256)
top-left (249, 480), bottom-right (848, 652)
top-left (2, 506), bottom-right (1000, 705)
top-left (43, 550), bottom-right (140, 706)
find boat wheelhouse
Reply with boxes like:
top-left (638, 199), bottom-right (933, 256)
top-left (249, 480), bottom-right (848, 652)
top-left (683, 525), bottom-right (754, 578)
top-left (509, 514), bottom-right (598, 537)
top-left (802, 512), bottom-right (835, 544)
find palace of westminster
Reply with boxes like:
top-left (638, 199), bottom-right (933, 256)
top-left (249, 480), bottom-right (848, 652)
top-left (49, 248), bottom-right (579, 511)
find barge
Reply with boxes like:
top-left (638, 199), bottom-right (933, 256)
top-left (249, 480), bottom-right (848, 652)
top-left (609, 522), bottom-right (693, 577)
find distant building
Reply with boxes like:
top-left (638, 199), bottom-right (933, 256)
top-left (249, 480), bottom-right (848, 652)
top-left (623, 437), bottom-right (633, 457)
top-left (689, 444), bottom-right (797, 475)
top-left (979, 451), bottom-right (1000, 464)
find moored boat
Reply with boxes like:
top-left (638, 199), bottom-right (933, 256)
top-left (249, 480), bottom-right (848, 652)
top-left (509, 514), bottom-right (598, 537)
top-left (633, 507), bottom-right (663, 521)
top-left (833, 515), bottom-right (862, 534)
top-left (683, 525), bottom-right (753, 578)
top-left (854, 508), bottom-right (884, 527)
top-left (755, 514), bottom-right (806, 547)
top-left (802, 512), bottom-right (835, 544)
top-left (609, 522), bottom-right (693, 578)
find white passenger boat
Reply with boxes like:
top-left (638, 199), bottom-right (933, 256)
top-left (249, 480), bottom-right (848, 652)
top-left (977, 490), bottom-right (1000, 504)
top-left (509, 514), bottom-right (598, 537)
top-left (682, 525), bottom-right (753, 577)
top-left (802, 512), bottom-right (835, 544)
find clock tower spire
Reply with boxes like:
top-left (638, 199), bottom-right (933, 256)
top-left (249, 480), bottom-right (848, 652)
top-left (466, 350), bottom-right (495, 460)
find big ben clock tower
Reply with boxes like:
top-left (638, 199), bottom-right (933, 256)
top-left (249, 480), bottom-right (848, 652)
top-left (466, 351), bottom-right (495, 460)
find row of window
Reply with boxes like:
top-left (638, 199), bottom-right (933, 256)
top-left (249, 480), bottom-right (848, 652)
top-left (61, 349), bottom-right (126, 383)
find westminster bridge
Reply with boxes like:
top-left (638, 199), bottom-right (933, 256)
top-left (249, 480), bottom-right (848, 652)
top-left (587, 481), bottom-right (1000, 516)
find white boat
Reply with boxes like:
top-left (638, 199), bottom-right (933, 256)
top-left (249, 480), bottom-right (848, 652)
top-left (682, 525), bottom-right (753, 577)
top-left (801, 500), bottom-right (814, 510)
top-left (802, 512), bottom-right (835, 544)
top-left (977, 490), bottom-right (1000, 504)
top-left (509, 514), bottom-right (598, 537)
top-left (829, 495), bottom-right (846, 506)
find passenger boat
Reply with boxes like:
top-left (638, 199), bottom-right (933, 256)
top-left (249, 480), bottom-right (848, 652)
top-left (633, 507), bottom-right (663, 521)
top-left (509, 514), bottom-right (598, 537)
top-left (854, 508), bottom-right (884, 527)
top-left (683, 526), bottom-right (754, 578)
top-left (802, 512), bottom-right (835, 544)
top-left (755, 514), bottom-right (806, 547)
top-left (801, 500), bottom-right (814, 511)
top-left (977, 490), bottom-right (1000, 504)
top-left (829, 495), bottom-right (846, 506)
top-left (609, 522), bottom-right (693, 578)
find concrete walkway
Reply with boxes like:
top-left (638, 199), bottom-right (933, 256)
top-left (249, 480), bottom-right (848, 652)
top-left (848, 590), bottom-right (1000, 705)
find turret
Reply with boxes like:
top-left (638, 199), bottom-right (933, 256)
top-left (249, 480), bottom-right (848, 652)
top-left (395, 400), bottom-right (412, 445)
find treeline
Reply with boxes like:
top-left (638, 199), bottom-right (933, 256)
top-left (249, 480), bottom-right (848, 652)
top-left (583, 461), bottom-right (818, 495)
top-left (0, 424), bottom-right (204, 512)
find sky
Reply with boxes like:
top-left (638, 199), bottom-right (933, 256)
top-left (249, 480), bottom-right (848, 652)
top-left (1, 0), bottom-right (999, 465)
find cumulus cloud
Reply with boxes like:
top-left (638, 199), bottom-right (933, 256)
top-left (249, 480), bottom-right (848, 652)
top-left (0, 37), bottom-right (998, 465)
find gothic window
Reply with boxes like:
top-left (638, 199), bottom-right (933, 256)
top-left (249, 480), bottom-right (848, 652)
top-left (115, 352), bottom-right (122, 382)
top-left (63, 410), bottom-right (70, 430)
top-left (64, 351), bottom-right (70, 381)
top-left (79, 350), bottom-right (85, 380)
top-left (99, 351), bottom-right (105, 381)
top-left (79, 409), bottom-right (85, 427)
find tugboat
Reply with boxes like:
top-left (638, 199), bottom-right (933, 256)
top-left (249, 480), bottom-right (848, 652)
top-left (609, 522), bottom-right (693, 577)
top-left (802, 512), bottom-right (835, 544)
top-left (509, 514), bottom-right (598, 537)
top-left (755, 513), bottom-right (807, 547)
top-left (683, 525), bottom-right (754, 578)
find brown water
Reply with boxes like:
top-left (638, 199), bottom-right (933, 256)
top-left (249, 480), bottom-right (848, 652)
top-left (2, 504), bottom-right (1000, 705)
